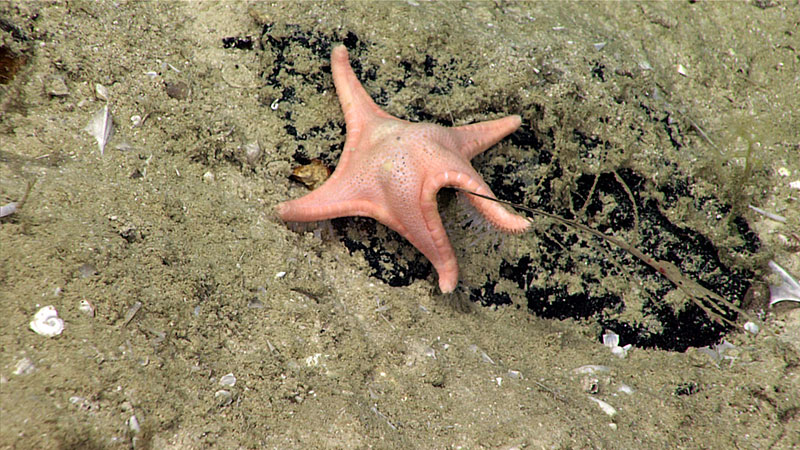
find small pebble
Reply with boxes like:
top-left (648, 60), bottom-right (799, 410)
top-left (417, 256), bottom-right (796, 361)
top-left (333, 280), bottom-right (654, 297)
top-left (164, 81), bottom-right (190, 100)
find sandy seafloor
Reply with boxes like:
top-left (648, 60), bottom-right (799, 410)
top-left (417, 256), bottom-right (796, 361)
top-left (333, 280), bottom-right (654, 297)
top-left (1, 1), bottom-right (799, 449)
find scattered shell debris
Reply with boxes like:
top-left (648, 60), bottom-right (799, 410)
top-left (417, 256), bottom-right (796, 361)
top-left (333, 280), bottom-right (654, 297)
top-left (84, 104), bottom-right (114, 155)
top-left (29, 305), bottom-right (64, 337)
top-left (768, 260), bottom-right (800, 306)
top-left (602, 331), bottom-right (632, 358)
top-left (697, 340), bottom-right (737, 367)
top-left (219, 373), bottom-right (237, 387)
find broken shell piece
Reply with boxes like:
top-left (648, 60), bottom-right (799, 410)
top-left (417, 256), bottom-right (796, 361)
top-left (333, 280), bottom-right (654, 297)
top-left (290, 159), bottom-right (330, 189)
top-left (30, 305), bottom-right (64, 337)
top-left (95, 83), bottom-right (109, 101)
top-left (768, 260), bottom-right (800, 306)
top-left (128, 415), bottom-right (140, 434)
top-left (602, 331), bottom-right (632, 358)
top-left (84, 104), bottom-right (114, 155)
top-left (0, 201), bottom-right (19, 218)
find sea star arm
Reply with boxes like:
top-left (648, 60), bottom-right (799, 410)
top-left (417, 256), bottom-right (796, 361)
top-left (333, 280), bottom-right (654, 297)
top-left (330, 45), bottom-right (397, 168)
top-left (419, 169), bottom-right (531, 293)
top-left (452, 115), bottom-right (522, 160)
top-left (275, 175), bottom-right (380, 223)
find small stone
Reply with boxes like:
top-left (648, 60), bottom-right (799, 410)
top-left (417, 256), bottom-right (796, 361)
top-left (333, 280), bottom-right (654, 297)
top-left (47, 76), bottom-right (69, 97)
top-left (78, 263), bottom-right (98, 278)
top-left (244, 142), bottom-right (262, 166)
top-left (164, 81), bottom-right (190, 100)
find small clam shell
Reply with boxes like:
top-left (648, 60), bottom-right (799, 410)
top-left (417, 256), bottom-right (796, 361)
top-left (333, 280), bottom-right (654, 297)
top-left (79, 300), bottom-right (95, 317)
top-left (30, 305), bottom-right (64, 337)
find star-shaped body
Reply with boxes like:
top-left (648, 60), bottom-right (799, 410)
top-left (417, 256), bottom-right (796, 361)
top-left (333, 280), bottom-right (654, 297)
top-left (277, 45), bottom-right (530, 293)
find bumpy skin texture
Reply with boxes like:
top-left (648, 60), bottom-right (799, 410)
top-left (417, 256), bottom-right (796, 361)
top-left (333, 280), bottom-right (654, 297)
top-left (277, 45), bottom-right (529, 293)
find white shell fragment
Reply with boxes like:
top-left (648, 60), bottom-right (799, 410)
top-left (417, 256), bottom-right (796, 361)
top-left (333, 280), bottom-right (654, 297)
top-left (219, 373), bottom-right (237, 387)
top-left (78, 299), bottom-right (95, 317)
top-left (128, 415), bottom-right (140, 434)
top-left (602, 331), bottom-right (632, 358)
top-left (698, 340), bottom-right (737, 366)
top-left (84, 104), bottom-right (114, 155)
top-left (244, 141), bottom-right (262, 166)
top-left (768, 260), bottom-right (800, 306)
top-left (589, 397), bottom-right (617, 417)
top-left (618, 384), bottom-right (635, 395)
top-left (30, 305), bottom-right (64, 337)
top-left (0, 201), bottom-right (19, 218)
top-left (95, 83), bottom-right (109, 102)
